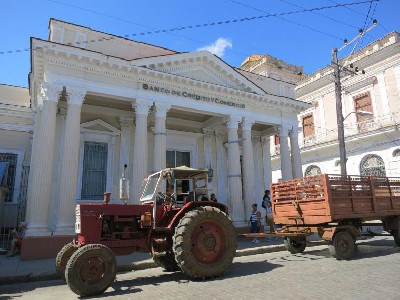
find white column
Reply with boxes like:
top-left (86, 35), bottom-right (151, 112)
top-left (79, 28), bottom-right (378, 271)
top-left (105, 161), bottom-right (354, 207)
top-left (131, 98), bottom-right (152, 203)
top-left (26, 110), bottom-right (42, 217)
top-left (252, 136), bottom-right (263, 200)
top-left (203, 128), bottom-right (214, 190)
top-left (26, 82), bottom-right (61, 236)
top-left (377, 72), bottom-right (390, 116)
top-left (55, 87), bottom-right (86, 235)
top-left (153, 102), bottom-right (170, 172)
top-left (261, 136), bottom-right (272, 189)
top-left (290, 127), bottom-right (303, 179)
top-left (241, 117), bottom-right (256, 220)
top-left (278, 125), bottom-right (293, 181)
top-left (51, 108), bottom-right (67, 233)
top-left (215, 130), bottom-right (228, 205)
top-left (119, 117), bottom-right (133, 177)
top-left (226, 116), bottom-right (245, 225)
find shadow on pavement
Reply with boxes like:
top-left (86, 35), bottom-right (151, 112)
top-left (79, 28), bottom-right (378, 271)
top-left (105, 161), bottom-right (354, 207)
top-left (92, 260), bottom-right (284, 298)
top-left (0, 279), bottom-right (65, 297)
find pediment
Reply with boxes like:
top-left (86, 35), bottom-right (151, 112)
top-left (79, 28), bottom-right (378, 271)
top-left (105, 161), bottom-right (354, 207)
top-left (131, 51), bottom-right (266, 95)
top-left (81, 119), bottom-right (120, 136)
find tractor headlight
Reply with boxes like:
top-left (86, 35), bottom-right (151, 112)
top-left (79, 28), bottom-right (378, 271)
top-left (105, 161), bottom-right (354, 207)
top-left (75, 205), bottom-right (81, 234)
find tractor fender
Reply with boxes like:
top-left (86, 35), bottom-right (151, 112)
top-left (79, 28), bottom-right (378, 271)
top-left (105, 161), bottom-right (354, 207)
top-left (168, 202), bottom-right (228, 230)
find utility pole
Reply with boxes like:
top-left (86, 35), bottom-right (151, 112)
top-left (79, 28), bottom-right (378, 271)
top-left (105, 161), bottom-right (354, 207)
top-left (331, 19), bottom-right (377, 176)
top-left (332, 48), bottom-right (347, 175)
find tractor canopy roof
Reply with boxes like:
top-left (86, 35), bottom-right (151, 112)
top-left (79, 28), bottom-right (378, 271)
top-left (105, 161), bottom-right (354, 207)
top-left (163, 166), bottom-right (209, 179)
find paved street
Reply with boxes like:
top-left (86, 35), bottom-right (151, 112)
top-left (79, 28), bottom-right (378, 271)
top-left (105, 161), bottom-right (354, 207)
top-left (1, 237), bottom-right (399, 300)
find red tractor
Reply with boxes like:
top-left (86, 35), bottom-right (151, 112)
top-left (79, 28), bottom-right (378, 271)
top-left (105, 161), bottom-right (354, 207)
top-left (56, 166), bottom-right (237, 296)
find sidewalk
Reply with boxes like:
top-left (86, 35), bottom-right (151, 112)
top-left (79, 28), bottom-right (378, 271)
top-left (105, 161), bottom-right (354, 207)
top-left (0, 234), bottom-right (325, 285)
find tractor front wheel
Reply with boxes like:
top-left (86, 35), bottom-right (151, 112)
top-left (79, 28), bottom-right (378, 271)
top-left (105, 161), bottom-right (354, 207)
top-left (172, 206), bottom-right (236, 279)
top-left (55, 242), bottom-right (77, 281)
top-left (65, 244), bottom-right (116, 297)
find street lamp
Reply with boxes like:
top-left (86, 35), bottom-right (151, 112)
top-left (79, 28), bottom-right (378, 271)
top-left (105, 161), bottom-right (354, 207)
top-left (336, 110), bottom-right (374, 176)
top-left (343, 110), bottom-right (373, 121)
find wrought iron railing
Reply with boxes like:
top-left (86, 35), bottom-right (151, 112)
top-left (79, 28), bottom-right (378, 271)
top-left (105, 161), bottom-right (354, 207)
top-left (299, 112), bottom-right (400, 149)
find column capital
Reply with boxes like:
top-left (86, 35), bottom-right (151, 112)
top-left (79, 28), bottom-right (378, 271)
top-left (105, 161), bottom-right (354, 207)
top-left (278, 125), bottom-right (291, 138)
top-left (251, 135), bottom-right (261, 146)
top-left (40, 82), bottom-right (63, 103)
top-left (66, 87), bottom-right (86, 106)
top-left (215, 130), bottom-right (226, 141)
top-left (225, 115), bottom-right (241, 129)
top-left (261, 135), bottom-right (271, 146)
top-left (241, 117), bottom-right (255, 131)
top-left (203, 127), bottom-right (214, 137)
top-left (132, 98), bottom-right (152, 115)
top-left (119, 117), bottom-right (134, 131)
top-left (154, 102), bottom-right (171, 118)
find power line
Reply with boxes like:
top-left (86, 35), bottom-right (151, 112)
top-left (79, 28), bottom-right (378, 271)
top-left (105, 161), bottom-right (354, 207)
top-left (231, 0), bottom-right (341, 40)
top-left (328, 0), bottom-right (389, 33)
top-left (0, 0), bottom-right (381, 55)
top-left (278, 0), bottom-right (362, 30)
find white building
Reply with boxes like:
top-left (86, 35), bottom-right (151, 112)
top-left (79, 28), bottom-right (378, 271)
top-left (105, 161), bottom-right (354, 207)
top-left (0, 19), bottom-right (309, 258)
top-left (271, 31), bottom-right (400, 180)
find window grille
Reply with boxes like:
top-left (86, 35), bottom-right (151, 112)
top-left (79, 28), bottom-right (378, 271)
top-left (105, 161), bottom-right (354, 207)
top-left (81, 142), bottom-right (108, 199)
top-left (305, 165), bottom-right (322, 177)
top-left (0, 153), bottom-right (17, 202)
top-left (360, 154), bottom-right (386, 177)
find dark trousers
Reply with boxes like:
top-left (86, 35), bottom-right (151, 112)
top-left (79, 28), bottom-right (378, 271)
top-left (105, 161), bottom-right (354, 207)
top-left (250, 222), bottom-right (260, 233)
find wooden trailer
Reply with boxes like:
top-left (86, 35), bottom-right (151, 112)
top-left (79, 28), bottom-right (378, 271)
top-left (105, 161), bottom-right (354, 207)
top-left (271, 174), bottom-right (400, 260)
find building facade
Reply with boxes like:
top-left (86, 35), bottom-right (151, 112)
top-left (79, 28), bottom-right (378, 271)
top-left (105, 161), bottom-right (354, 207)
top-left (0, 85), bottom-right (31, 230)
top-left (0, 18), bottom-right (308, 255)
top-left (270, 31), bottom-right (400, 180)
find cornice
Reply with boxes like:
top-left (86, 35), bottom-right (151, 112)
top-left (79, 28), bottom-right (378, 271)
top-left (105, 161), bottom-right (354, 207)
top-left (0, 122), bottom-right (34, 132)
top-left (32, 39), bottom-right (309, 113)
top-left (0, 103), bottom-right (33, 119)
top-left (297, 43), bottom-right (400, 97)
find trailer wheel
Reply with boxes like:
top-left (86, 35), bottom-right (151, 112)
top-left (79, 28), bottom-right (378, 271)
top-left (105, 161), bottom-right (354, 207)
top-left (173, 206), bottom-right (237, 279)
top-left (329, 231), bottom-right (355, 260)
top-left (392, 230), bottom-right (400, 246)
top-left (65, 244), bottom-right (116, 296)
top-left (284, 237), bottom-right (306, 254)
top-left (152, 251), bottom-right (180, 271)
top-left (55, 242), bottom-right (77, 281)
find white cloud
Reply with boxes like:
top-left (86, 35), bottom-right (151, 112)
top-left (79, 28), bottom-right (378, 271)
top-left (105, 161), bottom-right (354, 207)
top-left (197, 38), bottom-right (232, 57)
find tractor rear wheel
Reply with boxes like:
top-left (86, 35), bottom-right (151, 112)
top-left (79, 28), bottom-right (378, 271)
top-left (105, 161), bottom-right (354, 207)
top-left (152, 251), bottom-right (180, 271)
top-left (56, 242), bottom-right (77, 281)
top-left (65, 244), bottom-right (116, 297)
top-left (172, 206), bottom-right (236, 279)
top-left (284, 237), bottom-right (307, 254)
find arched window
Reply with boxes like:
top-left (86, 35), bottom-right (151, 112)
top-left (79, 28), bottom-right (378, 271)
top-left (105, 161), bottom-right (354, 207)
top-left (360, 154), bottom-right (386, 176)
top-left (393, 149), bottom-right (400, 157)
top-left (305, 165), bottom-right (322, 177)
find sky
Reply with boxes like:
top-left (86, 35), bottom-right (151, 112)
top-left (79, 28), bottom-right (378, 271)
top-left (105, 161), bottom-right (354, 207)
top-left (1, 0), bottom-right (399, 88)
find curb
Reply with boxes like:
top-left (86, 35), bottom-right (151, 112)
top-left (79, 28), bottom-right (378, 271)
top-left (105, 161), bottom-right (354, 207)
top-left (0, 241), bottom-right (327, 285)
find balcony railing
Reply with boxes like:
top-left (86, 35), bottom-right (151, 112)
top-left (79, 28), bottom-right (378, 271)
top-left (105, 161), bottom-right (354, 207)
top-left (299, 112), bottom-right (400, 149)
